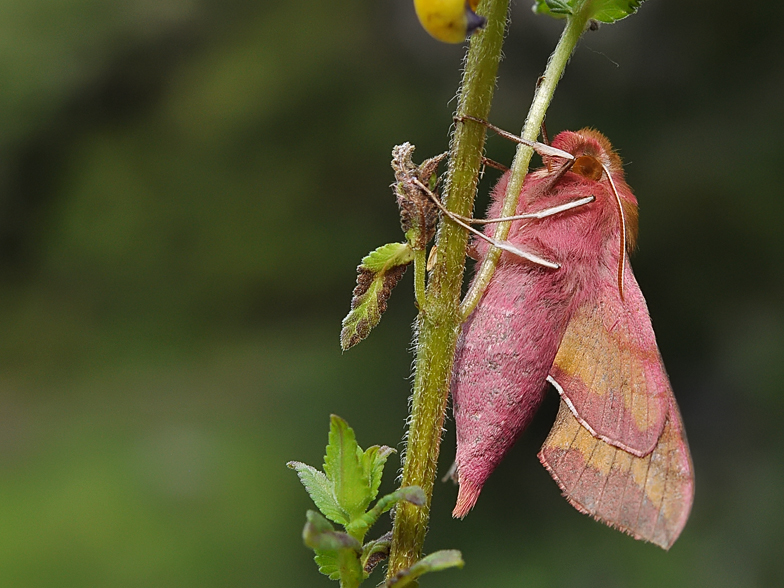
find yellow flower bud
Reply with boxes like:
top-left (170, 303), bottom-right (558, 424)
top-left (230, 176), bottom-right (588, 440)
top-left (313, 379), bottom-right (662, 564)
top-left (413, 0), bottom-right (486, 44)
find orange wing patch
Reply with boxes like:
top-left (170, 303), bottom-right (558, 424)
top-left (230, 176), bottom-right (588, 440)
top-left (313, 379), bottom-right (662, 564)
top-left (549, 266), bottom-right (669, 456)
top-left (539, 399), bottom-right (693, 550)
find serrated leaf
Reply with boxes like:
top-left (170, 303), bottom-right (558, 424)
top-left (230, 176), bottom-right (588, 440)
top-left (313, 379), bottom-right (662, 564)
top-left (287, 461), bottom-right (348, 525)
top-left (363, 445), bottom-right (395, 502)
top-left (341, 242), bottom-right (414, 350)
top-left (304, 511), bottom-right (364, 584)
top-left (314, 549), bottom-right (364, 586)
top-left (385, 550), bottom-right (464, 587)
top-left (313, 552), bottom-right (341, 581)
top-left (358, 242), bottom-right (415, 273)
top-left (532, 0), bottom-right (644, 23)
top-left (323, 415), bottom-right (373, 522)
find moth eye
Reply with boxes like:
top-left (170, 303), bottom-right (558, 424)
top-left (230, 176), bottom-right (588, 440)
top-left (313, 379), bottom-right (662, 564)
top-left (571, 155), bottom-right (603, 181)
top-left (414, 0), bottom-right (486, 44)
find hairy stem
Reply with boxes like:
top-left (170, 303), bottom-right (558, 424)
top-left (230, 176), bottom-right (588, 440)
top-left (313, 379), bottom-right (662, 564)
top-left (387, 5), bottom-right (592, 584)
top-left (413, 248), bottom-right (426, 311)
top-left (459, 11), bottom-right (591, 318)
top-left (385, 0), bottom-right (509, 580)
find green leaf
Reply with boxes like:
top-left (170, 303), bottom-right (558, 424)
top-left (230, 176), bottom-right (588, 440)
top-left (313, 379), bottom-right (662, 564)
top-left (531, 0), bottom-right (571, 18)
top-left (589, 0), bottom-right (644, 23)
top-left (323, 415), bottom-right (373, 522)
top-left (314, 549), bottom-right (364, 587)
top-left (385, 550), bottom-right (464, 587)
top-left (303, 511), bottom-right (364, 586)
top-left (390, 485), bottom-right (426, 507)
top-left (346, 485), bottom-right (426, 538)
top-left (532, 0), bottom-right (645, 23)
top-left (340, 242), bottom-right (414, 350)
top-left (362, 444), bottom-right (395, 502)
top-left (361, 531), bottom-right (392, 576)
top-left (303, 510), bottom-right (362, 552)
top-left (287, 461), bottom-right (348, 525)
top-left (313, 552), bottom-right (342, 581)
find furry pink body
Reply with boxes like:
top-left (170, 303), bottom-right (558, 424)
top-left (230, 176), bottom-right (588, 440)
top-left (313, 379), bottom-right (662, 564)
top-left (451, 131), bottom-right (637, 515)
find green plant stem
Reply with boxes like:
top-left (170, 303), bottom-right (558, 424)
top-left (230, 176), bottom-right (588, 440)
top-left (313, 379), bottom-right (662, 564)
top-left (459, 11), bottom-right (591, 318)
top-left (385, 0), bottom-right (509, 581)
top-left (387, 5), bottom-right (592, 584)
top-left (413, 248), bottom-right (426, 311)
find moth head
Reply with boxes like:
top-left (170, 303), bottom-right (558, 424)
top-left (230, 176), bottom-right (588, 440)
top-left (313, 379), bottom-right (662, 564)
top-left (549, 129), bottom-right (639, 252)
top-left (548, 129), bottom-right (641, 300)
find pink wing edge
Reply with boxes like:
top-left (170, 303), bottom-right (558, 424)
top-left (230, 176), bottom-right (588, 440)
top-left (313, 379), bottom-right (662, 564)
top-left (538, 393), bottom-right (694, 549)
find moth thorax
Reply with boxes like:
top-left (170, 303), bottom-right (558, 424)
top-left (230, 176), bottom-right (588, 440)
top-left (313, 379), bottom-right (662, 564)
top-left (571, 155), bottom-right (603, 181)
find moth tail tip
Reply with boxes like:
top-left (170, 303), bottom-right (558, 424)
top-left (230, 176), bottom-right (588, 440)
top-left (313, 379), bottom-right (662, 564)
top-left (452, 480), bottom-right (482, 519)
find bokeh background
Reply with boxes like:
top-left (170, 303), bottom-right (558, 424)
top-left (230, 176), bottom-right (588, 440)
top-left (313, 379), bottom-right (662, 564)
top-left (1, 0), bottom-right (782, 586)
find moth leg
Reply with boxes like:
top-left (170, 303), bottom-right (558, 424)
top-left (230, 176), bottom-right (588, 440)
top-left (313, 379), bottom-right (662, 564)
top-left (412, 178), bottom-right (560, 269)
top-left (436, 194), bottom-right (594, 227)
top-left (540, 117), bottom-right (550, 148)
top-left (542, 159), bottom-right (576, 193)
top-left (470, 195), bottom-right (594, 225)
top-left (481, 157), bottom-right (509, 173)
top-left (465, 242), bottom-right (480, 261)
top-left (455, 115), bottom-right (575, 161)
top-left (441, 461), bottom-right (458, 484)
top-left (426, 244), bottom-right (439, 270)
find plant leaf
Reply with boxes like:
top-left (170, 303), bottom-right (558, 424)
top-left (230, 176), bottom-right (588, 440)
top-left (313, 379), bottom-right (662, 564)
top-left (313, 552), bottom-right (341, 581)
top-left (531, 0), bottom-right (571, 18)
top-left (340, 242), bottom-right (414, 350)
top-left (532, 0), bottom-right (645, 23)
top-left (587, 0), bottom-right (644, 22)
top-left (385, 550), bottom-right (464, 587)
top-left (363, 444), bottom-right (396, 502)
top-left (303, 510), bottom-right (362, 552)
top-left (392, 143), bottom-right (445, 250)
top-left (345, 485), bottom-right (426, 539)
top-left (361, 531), bottom-right (392, 576)
top-left (323, 415), bottom-right (373, 522)
top-left (303, 511), bottom-right (364, 585)
top-left (287, 461), bottom-right (348, 525)
top-left (313, 549), bottom-right (364, 586)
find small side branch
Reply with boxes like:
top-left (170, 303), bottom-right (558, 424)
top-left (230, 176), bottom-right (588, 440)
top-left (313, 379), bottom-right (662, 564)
top-left (459, 13), bottom-right (592, 320)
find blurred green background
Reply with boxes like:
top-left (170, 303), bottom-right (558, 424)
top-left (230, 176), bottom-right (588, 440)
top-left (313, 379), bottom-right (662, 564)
top-left (1, 0), bottom-right (782, 586)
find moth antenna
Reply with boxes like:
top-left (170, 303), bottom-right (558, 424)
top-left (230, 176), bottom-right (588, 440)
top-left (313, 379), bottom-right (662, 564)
top-left (455, 116), bottom-right (575, 161)
top-left (412, 178), bottom-right (560, 269)
top-left (600, 162), bottom-right (626, 301)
